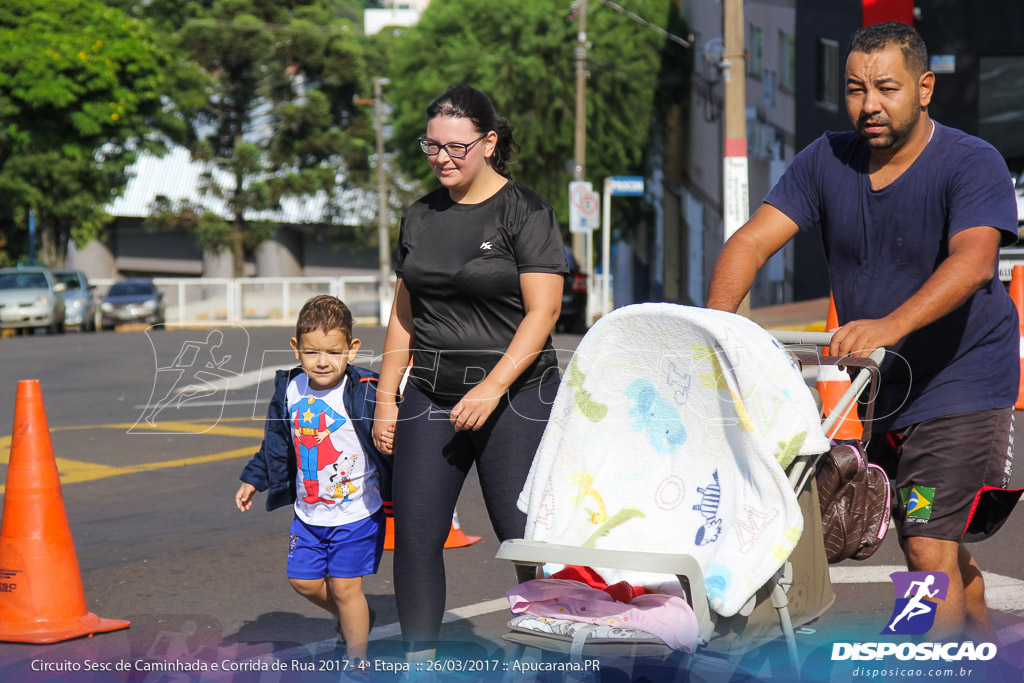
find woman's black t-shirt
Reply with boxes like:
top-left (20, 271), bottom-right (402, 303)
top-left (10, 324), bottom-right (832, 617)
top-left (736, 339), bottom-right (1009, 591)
top-left (396, 181), bottom-right (568, 405)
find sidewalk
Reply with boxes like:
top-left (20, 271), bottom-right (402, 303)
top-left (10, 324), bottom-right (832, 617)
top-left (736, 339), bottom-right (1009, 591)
top-left (750, 296), bottom-right (830, 332)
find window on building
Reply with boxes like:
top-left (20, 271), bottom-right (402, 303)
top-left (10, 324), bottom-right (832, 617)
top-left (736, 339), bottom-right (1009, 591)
top-left (817, 39), bottom-right (840, 108)
top-left (779, 32), bottom-right (796, 91)
top-left (979, 56), bottom-right (1024, 162)
top-left (749, 25), bottom-right (763, 78)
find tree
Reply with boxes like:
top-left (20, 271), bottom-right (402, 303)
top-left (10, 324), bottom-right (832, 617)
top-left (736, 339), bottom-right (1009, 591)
top-left (139, 1), bottom-right (375, 277)
top-left (0, 0), bottom-right (186, 268)
top-left (386, 0), bottom-right (686, 227)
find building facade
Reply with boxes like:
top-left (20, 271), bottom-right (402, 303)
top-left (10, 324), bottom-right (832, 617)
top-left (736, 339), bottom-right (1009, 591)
top-left (69, 146), bottom-right (379, 281)
top-left (664, 0), bottom-right (797, 308)
top-left (666, 0), bottom-right (1024, 306)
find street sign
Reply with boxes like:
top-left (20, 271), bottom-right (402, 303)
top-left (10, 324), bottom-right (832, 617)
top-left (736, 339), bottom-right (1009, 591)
top-left (569, 181), bottom-right (600, 234)
top-left (609, 176), bottom-right (645, 196)
top-left (930, 54), bottom-right (955, 74)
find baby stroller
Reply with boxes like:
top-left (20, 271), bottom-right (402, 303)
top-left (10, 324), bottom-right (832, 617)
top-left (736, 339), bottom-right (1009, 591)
top-left (497, 303), bottom-right (884, 672)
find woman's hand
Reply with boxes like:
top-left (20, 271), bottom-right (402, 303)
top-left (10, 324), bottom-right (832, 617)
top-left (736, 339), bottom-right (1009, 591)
top-left (235, 482), bottom-right (257, 512)
top-left (451, 380), bottom-right (505, 431)
top-left (373, 401), bottom-right (399, 455)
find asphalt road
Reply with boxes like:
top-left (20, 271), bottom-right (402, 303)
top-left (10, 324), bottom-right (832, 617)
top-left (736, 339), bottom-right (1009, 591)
top-left (0, 325), bottom-right (1022, 683)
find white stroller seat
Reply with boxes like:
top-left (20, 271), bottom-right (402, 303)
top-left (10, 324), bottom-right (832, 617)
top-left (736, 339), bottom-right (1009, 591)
top-left (503, 303), bottom-right (832, 659)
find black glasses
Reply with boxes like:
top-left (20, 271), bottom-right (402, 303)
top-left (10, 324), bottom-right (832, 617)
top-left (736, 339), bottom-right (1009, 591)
top-left (418, 135), bottom-right (486, 159)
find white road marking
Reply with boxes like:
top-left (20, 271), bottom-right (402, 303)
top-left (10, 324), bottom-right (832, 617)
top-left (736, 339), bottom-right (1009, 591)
top-left (172, 364), bottom-right (293, 394)
top-left (830, 563), bottom-right (1024, 619)
top-left (275, 565), bottom-right (1024, 662)
top-left (132, 399), bottom-right (258, 409)
top-left (365, 598), bottom-right (510, 642)
top-left (275, 598), bottom-right (513, 661)
top-left (828, 564), bottom-right (909, 584)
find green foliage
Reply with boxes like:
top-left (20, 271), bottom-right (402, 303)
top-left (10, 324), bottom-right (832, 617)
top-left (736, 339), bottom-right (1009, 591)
top-left (0, 0), bottom-right (184, 267)
top-left (387, 0), bottom-right (687, 226)
top-left (137, 0), bottom-right (375, 275)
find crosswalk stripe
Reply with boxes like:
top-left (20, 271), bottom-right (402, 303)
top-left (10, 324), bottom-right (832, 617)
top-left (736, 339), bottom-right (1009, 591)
top-left (830, 564), bottom-right (1024, 614)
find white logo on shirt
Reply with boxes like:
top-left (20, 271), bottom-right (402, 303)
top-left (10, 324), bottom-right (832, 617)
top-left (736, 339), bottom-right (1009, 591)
top-left (480, 241), bottom-right (493, 250)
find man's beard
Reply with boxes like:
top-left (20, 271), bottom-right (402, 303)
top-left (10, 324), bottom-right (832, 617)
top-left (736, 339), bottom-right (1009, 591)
top-left (856, 109), bottom-right (919, 149)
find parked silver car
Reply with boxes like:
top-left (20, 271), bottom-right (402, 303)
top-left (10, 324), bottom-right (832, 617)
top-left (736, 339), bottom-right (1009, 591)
top-left (54, 270), bottom-right (99, 331)
top-left (0, 267), bottom-right (67, 334)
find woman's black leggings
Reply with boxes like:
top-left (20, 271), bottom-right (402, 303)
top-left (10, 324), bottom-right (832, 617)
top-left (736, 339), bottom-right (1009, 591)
top-left (391, 375), bottom-right (558, 650)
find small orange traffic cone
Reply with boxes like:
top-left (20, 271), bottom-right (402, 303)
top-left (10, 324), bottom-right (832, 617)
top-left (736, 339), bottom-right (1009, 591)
top-left (1010, 266), bottom-right (1024, 410)
top-left (817, 294), bottom-right (863, 441)
top-left (382, 508), bottom-right (481, 551)
top-left (0, 380), bottom-right (130, 643)
top-left (443, 508), bottom-right (482, 549)
top-left (383, 511), bottom-right (395, 551)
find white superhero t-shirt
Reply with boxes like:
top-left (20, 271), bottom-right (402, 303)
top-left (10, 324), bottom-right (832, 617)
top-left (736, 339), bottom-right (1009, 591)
top-left (286, 374), bottom-right (380, 527)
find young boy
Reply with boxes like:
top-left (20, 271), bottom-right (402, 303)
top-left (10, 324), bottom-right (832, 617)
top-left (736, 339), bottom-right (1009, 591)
top-left (235, 295), bottom-right (393, 666)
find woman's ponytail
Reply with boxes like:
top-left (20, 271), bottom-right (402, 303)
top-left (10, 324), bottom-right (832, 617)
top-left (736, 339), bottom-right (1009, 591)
top-left (489, 116), bottom-right (519, 178)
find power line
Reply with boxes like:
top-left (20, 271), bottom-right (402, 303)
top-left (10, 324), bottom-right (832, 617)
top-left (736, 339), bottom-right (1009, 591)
top-left (596, 0), bottom-right (691, 48)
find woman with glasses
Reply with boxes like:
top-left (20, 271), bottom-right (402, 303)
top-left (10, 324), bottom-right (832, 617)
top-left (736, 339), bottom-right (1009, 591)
top-left (372, 84), bottom-right (567, 662)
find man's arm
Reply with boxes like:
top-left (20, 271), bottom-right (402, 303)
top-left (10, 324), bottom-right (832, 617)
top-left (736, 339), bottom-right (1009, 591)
top-left (706, 204), bottom-right (801, 312)
top-left (830, 226), bottom-right (1002, 359)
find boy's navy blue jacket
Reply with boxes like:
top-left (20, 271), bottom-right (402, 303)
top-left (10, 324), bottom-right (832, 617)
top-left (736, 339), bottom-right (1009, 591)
top-left (240, 364), bottom-right (393, 513)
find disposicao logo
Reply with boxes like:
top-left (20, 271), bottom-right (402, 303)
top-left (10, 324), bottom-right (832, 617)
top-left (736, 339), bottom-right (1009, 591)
top-left (831, 571), bottom-right (997, 663)
top-left (883, 571), bottom-right (948, 635)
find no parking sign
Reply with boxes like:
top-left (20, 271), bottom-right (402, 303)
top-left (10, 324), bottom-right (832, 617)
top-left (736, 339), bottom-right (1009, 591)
top-left (569, 181), bottom-right (600, 234)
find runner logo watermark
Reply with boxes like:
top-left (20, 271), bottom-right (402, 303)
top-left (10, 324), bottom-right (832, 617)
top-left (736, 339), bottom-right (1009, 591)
top-left (883, 571), bottom-right (948, 635)
top-left (831, 571), bottom-right (997, 665)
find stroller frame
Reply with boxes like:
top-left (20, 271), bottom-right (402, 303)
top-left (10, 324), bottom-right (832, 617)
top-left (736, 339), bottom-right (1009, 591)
top-left (497, 330), bottom-right (885, 666)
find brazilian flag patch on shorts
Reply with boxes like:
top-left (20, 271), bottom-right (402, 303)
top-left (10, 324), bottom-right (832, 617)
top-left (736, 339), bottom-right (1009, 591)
top-left (901, 486), bottom-right (936, 520)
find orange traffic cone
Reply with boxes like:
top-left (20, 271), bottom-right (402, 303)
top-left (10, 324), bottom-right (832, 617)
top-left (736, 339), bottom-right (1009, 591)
top-left (1010, 266), bottom-right (1024, 410)
top-left (0, 380), bottom-right (130, 643)
top-left (382, 508), bottom-right (481, 551)
top-left (444, 508), bottom-right (482, 549)
top-left (383, 511), bottom-right (395, 551)
top-left (817, 294), bottom-right (863, 441)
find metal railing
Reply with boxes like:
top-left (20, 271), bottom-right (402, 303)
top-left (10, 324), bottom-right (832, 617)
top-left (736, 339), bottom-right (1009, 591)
top-left (88, 273), bottom-right (614, 329)
top-left (89, 276), bottom-right (385, 327)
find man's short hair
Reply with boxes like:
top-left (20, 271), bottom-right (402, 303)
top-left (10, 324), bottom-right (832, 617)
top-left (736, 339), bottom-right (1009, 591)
top-left (848, 21), bottom-right (928, 78)
top-left (295, 295), bottom-right (354, 343)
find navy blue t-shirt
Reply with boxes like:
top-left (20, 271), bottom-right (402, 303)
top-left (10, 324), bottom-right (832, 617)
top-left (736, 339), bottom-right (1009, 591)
top-left (765, 122), bottom-right (1019, 431)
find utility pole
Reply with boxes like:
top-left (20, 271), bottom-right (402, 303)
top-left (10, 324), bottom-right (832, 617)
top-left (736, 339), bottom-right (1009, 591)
top-left (573, 0), bottom-right (589, 270)
top-left (356, 78), bottom-right (393, 325)
top-left (373, 77), bottom-right (393, 326)
top-left (722, 0), bottom-right (750, 317)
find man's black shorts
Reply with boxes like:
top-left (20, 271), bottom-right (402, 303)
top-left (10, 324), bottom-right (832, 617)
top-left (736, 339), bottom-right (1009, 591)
top-left (866, 408), bottom-right (1022, 543)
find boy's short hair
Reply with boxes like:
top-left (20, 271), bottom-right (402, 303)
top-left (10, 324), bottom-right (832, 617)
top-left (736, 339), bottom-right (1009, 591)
top-left (848, 21), bottom-right (928, 78)
top-left (295, 295), bottom-right (354, 343)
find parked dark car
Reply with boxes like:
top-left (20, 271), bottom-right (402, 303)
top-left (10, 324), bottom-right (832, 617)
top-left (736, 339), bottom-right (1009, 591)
top-left (0, 266), bottom-right (66, 334)
top-left (557, 248), bottom-right (588, 334)
top-left (54, 270), bottom-right (98, 331)
top-left (100, 279), bottom-right (165, 329)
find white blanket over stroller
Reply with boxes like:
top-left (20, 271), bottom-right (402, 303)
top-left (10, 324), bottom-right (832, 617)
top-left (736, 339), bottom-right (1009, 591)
top-left (518, 304), bottom-right (830, 617)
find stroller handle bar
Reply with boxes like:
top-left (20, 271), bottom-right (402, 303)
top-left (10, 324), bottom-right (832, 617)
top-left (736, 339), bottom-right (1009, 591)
top-left (769, 332), bottom-right (886, 431)
top-left (770, 330), bottom-right (886, 491)
top-left (768, 330), bottom-right (886, 367)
